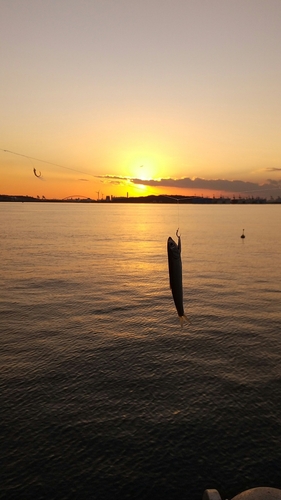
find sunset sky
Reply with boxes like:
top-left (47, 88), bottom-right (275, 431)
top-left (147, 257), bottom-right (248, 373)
top-left (1, 0), bottom-right (281, 199)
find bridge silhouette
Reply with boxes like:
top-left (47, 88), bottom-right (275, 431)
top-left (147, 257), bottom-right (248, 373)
top-left (62, 195), bottom-right (93, 200)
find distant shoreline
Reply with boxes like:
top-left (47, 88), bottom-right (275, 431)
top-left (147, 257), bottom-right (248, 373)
top-left (0, 194), bottom-right (280, 204)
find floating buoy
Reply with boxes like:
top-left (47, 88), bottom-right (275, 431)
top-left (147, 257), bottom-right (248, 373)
top-left (241, 229), bottom-right (245, 239)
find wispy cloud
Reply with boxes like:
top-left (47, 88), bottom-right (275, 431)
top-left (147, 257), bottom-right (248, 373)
top-left (265, 167), bottom-right (281, 172)
top-left (78, 178), bottom-right (89, 181)
top-left (96, 174), bottom-right (130, 186)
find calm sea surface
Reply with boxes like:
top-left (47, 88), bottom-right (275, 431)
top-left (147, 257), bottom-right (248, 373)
top-left (1, 202), bottom-right (281, 500)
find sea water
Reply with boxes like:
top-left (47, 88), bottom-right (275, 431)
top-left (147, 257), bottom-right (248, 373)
top-left (1, 202), bottom-right (281, 499)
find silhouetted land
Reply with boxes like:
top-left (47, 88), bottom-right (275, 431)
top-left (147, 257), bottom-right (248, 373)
top-left (1, 194), bottom-right (280, 204)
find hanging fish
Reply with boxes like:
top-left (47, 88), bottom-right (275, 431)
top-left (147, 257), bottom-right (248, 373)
top-left (167, 229), bottom-right (187, 326)
top-left (33, 168), bottom-right (42, 178)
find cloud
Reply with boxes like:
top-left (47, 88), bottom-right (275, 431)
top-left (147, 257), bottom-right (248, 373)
top-left (127, 176), bottom-right (281, 195)
top-left (265, 167), bottom-right (281, 172)
top-left (78, 178), bottom-right (89, 181)
top-left (96, 174), bottom-right (129, 186)
top-left (96, 174), bottom-right (128, 180)
top-left (96, 174), bottom-right (281, 196)
top-left (266, 178), bottom-right (279, 185)
top-left (106, 180), bottom-right (124, 185)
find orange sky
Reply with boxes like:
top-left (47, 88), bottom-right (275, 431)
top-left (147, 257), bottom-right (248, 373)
top-left (1, 0), bottom-right (281, 200)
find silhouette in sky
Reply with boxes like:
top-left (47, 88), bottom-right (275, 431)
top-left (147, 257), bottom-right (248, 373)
top-left (33, 168), bottom-right (42, 178)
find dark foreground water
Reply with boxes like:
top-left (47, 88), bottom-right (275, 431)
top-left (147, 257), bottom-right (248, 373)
top-left (1, 203), bottom-right (281, 499)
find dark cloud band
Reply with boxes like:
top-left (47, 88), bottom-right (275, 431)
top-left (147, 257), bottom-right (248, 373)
top-left (97, 174), bottom-right (281, 195)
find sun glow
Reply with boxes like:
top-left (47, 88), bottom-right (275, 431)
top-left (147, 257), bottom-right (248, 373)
top-left (118, 146), bottom-right (172, 180)
top-left (130, 159), bottom-right (156, 181)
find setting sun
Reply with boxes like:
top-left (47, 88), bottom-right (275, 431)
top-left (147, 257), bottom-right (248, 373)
top-left (1, 0), bottom-right (281, 201)
top-left (131, 159), bottom-right (156, 181)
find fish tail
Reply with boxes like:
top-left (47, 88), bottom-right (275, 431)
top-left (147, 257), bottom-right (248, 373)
top-left (179, 314), bottom-right (190, 328)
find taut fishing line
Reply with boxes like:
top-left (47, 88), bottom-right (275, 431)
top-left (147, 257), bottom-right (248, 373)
top-left (162, 194), bottom-right (193, 235)
top-left (1, 149), bottom-right (97, 179)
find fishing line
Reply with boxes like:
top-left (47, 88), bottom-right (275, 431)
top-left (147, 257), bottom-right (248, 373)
top-left (3, 149), bottom-right (279, 194)
top-left (16, 152), bottom-right (44, 181)
top-left (1, 149), bottom-right (97, 179)
top-left (162, 194), bottom-right (194, 236)
top-left (25, 155), bottom-right (43, 180)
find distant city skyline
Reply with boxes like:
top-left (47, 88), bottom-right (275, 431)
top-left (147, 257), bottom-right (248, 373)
top-left (1, 0), bottom-right (281, 199)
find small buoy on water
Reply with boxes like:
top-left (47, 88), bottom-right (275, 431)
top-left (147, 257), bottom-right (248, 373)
top-left (241, 229), bottom-right (245, 239)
